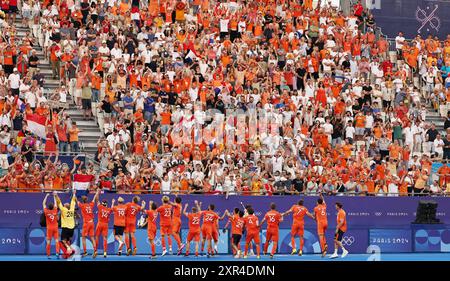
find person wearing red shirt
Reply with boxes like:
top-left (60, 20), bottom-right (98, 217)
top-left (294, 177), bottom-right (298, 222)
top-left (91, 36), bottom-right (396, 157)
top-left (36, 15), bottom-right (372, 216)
top-left (42, 193), bottom-right (60, 259)
top-left (243, 208), bottom-right (261, 259)
top-left (282, 200), bottom-right (315, 256)
top-left (260, 203), bottom-right (283, 258)
top-left (224, 208), bottom-right (245, 258)
top-left (330, 202), bottom-right (349, 259)
top-left (112, 197), bottom-right (128, 255)
top-left (124, 196), bottom-right (146, 256)
top-left (145, 201), bottom-right (159, 259)
top-left (95, 197), bottom-right (113, 258)
top-left (313, 194), bottom-right (329, 257)
top-left (156, 196), bottom-right (183, 256)
top-left (78, 190), bottom-right (100, 258)
top-left (182, 203), bottom-right (202, 257)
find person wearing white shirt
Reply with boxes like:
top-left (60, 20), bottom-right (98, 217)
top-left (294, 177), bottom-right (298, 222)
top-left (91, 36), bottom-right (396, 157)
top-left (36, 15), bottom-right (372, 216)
top-left (395, 32), bottom-right (405, 58)
top-left (272, 152), bottom-right (284, 174)
top-left (434, 134), bottom-right (445, 158)
top-left (8, 69), bottom-right (21, 93)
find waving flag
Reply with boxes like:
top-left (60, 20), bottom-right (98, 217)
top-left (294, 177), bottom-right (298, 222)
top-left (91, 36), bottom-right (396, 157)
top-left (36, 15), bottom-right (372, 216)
top-left (26, 114), bottom-right (47, 139)
top-left (72, 174), bottom-right (95, 190)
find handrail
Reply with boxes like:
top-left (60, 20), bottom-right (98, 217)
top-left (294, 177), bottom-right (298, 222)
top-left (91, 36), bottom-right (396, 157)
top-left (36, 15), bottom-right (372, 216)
top-left (1, 188), bottom-right (448, 196)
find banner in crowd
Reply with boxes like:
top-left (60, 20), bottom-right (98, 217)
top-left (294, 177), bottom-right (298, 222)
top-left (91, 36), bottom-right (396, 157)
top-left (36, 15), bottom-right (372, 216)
top-left (370, 0), bottom-right (450, 39)
top-left (35, 155), bottom-right (86, 170)
top-left (1, 194), bottom-right (449, 228)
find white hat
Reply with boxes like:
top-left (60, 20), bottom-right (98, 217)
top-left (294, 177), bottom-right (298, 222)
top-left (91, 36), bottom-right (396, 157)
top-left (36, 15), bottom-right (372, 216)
top-left (13, 68), bottom-right (18, 72)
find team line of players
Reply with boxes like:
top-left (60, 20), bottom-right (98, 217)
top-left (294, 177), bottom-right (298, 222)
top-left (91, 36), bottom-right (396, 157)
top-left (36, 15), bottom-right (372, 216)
top-left (43, 191), bottom-right (348, 259)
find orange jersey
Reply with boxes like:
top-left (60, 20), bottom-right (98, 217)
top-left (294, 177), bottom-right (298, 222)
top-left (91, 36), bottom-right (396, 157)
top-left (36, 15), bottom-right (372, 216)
top-left (314, 203), bottom-right (328, 225)
top-left (157, 204), bottom-right (173, 226)
top-left (78, 202), bottom-right (95, 223)
top-left (201, 210), bottom-right (219, 226)
top-left (264, 210), bottom-right (282, 230)
top-left (244, 214), bottom-right (259, 233)
top-left (145, 210), bottom-right (158, 231)
top-left (97, 204), bottom-right (112, 224)
top-left (337, 209), bottom-right (347, 232)
top-left (230, 215), bottom-right (245, 235)
top-left (44, 208), bottom-right (58, 228)
top-left (290, 205), bottom-right (308, 225)
top-left (172, 203), bottom-right (182, 221)
top-left (125, 202), bottom-right (142, 223)
top-left (113, 204), bottom-right (127, 226)
top-left (188, 212), bottom-right (202, 233)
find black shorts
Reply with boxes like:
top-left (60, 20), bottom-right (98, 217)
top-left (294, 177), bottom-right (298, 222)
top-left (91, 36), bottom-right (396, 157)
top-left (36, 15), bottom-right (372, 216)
top-left (232, 234), bottom-right (242, 245)
top-left (82, 99), bottom-right (92, 109)
top-left (9, 5), bottom-right (18, 13)
top-left (114, 225), bottom-right (125, 236)
top-left (335, 229), bottom-right (345, 242)
top-left (61, 227), bottom-right (74, 241)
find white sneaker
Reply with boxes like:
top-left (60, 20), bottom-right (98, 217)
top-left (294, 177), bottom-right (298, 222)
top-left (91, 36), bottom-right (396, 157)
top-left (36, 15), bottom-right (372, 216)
top-left (330, 253), bottom-right (338, 259)
top-left (161, 250), bottom-right (167, 256)
top-left (341, 249), bottom-right (348, 258)
top-left (249, 249), bottom-right (255, 256)
top-left (169, 248), bottom-right (173, 255)
top-left (214, 245), bottom-right (218, 254)
top-left (234, 250), bottom-right (241, 258)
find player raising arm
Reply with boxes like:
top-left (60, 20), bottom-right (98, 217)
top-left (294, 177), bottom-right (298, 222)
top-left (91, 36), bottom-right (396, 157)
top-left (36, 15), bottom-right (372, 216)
top-left (78, 189), bottom-right (100, 258)
top-left (330, 202), bottom-right (349, 259)
top-left (156, 196), bottom-right (175, 256)
top-left (183, 202), bottom-right (201, 257)
top-left (168, 196), bottom-right (185, 255)
top-left (243, 207), bottom-right (261, 259)
top-left (124, 196), bottom-right (146, 256)
top-left (282, 199), bottom-right (315, 256)
top-left (223, 208), bottom-right (245, 258)
top-left (43, 193), bottom-right (59, 259)
top-left (260, 203), bottom-right (283, 259)
top-left (95, 195), bottom-right (113, 258)
top-left (313, 193), bottom-right (328, 257)
top-left (111, 197), bottom-right (127, 256)
top-left (195, 200), bottom-right (219, 258)
top-left (55, 190), bottom-right (77, 258)
top-left (145, 201), bottom-right (159, 259)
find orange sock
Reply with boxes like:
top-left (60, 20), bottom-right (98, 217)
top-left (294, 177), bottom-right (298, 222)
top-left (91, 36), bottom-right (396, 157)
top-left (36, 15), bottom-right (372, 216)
top-left (300, 237), bottom-right (304, 251)
top-left (131, 237), bottom-right (136, 249)
top-left (173, 233), bottom-right (182, 247)
top-left (46, 244), bottom-right (50, 256)
top-left (271, 242), bottom-right (277, 255)
top-left (168, 236), bottom-right (173, 248)
top-left (256, 244), bottom-right (261, 256)
top-left (83, 240), bottom-right (86, 253)
top-left (291, 237), bottom-right (296, 249)
top-left (263, 241), bottom-right (269, 253)
top-left (161, 237), bottom-right (166, 250)
top-left (55, 242), bottom-right (60, 254)
top-left (103, 239), bottom-right (107, 252)
top-left (151, 242), bottom-right (155, 255)
top-left (124, 235), bottom-right (130, 250)
top-left (244, 244), bottom-right (248, 256)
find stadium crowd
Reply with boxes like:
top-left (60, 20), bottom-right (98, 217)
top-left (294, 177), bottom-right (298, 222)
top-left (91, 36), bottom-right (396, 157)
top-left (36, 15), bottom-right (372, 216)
top-left (0, 0), bottom-right (450, 196)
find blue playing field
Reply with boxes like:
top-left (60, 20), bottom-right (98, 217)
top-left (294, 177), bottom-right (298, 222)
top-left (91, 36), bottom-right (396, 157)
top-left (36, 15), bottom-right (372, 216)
top-left (0, 253), bottom-right (449, 261)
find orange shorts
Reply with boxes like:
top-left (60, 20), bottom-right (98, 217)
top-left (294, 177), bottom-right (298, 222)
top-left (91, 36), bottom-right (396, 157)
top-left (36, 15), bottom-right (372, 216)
top-left (212, 228), bottom-right (219, 242)
top-left (245, 232), bottom-right (260, 244)
top-left (187, 231), bottom-right (200, 242)
top-left (96, 223), bottom-right (109, 237)
top-left (317, 223), bottom-right (328, 235)
top-left (201, 225), bottom-right (213, 240)
top-left (148, 228), bottom-right (156, 240)
top-left (160, 225), bottom-right (172, 235)
top-left (125, 222), bottom-right (136, 233)
top-left (82, 221), bottom-right (95, 237)
top-left (172, 219), bottom-right (181, 233)
top-left (291, 224), bottom-right (305, 236)
top-left (266, 228), bottom-right (279, 242)
top-left (47, 227), bottom-right (59, 240)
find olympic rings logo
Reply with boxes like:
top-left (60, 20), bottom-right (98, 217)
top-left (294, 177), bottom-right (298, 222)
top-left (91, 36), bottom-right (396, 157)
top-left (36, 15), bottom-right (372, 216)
top-left (341, 236), bottom-right (355, 246)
